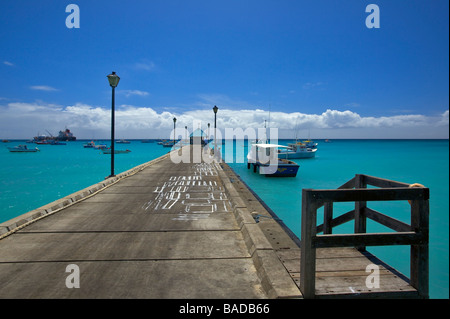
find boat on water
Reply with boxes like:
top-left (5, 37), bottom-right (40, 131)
top-left (102, 148), bottom-right (131, 154)
top-left (162, 140), bottom-right (177, 147)
top-left (278, 142), bottom-right (317, 159)
top-left (8, 145), bottom-right (40, 152)
top-left (83, 141), bottom-right (95, 148)
top-left (247, 143), bottom-right (299, 177)
top-left (49, 140), bottom-right (66, 145)
top-left (83, 141), bottom-right (107, 149)
top-left (302, 139), bottom-right (318, 149)
top-left (116, 139), bottom-right (130, 144)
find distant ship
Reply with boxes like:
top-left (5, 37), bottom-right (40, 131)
top-left (55, 128), bottom-right (76, 141)
top-left (31, 128), bottom-right (76, 143)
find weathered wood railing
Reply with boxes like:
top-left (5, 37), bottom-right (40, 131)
top-left (300, 174), bottom-right (429, 298)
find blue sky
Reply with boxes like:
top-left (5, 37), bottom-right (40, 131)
top-left (0, 0), bottom-right (448, 139)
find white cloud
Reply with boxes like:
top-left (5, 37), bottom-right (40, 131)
top-left (3, 61), bottom-right (14, 67)
top-left (303, 82), bottom-right (325, 90)
top-left (438, 110), bottom-right (449, 126)
top-left (30, 85), bottom-right (59, 92)
top-left (120, 90), bottom-right (149, 97)
top-left (0, 100), bottom-right (448, 139)
top-left (134, 61), bottom-right (156, 71)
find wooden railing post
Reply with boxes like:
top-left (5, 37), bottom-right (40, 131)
top-left (300, 189), bottom-right (318, 298)
top-left (354, 174), bottom-right (367, 251)
top-left (323, 202), bottom-right (333, 234)
top-left (410, 198), bottom-right (429, 298)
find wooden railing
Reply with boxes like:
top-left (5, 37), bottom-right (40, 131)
top-left (300, 174), bottom-right (429, 298)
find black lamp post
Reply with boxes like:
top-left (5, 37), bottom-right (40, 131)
top-left (213, 105), bottom-right (218, 156)
top-left (173, 117), bottom-right (177, 145)
top-left (107, 71), bottom-right (120, 177)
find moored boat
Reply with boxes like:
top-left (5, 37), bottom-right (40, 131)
top-left (278, 142), bottom-right (317, 159)
top-left (102, 148), bottom-right (131, 154)
top-left (302, 139), bottom-right (318, 149)
top-left (247, 143), bottom-right (299, 177)
top-left (8, 145), bottom-right (40, 152)
top-left (162, 140), bottom-right (177, 147)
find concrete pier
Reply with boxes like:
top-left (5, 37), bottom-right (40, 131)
top-left (0, 148), bottom-right (302, 298)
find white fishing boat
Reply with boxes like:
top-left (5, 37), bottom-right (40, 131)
top-left (302, 139), bottom-right (318, 148)
top-left (247, 143), bottom-right (299, 177)
top-left (278, 142), bottom-right (317, 159)
top-left (8, 145), bottom-right (40, 152)
top-left (102, 148), bottom-right (131, 154)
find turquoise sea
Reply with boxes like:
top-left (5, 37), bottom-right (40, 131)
top-left (0, 139), bottom-right (448, 299)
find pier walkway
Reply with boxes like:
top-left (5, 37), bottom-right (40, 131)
top-left (0, 148), bottom-right (301, 298)
top-left (0, 147), bottom-right (427, 299)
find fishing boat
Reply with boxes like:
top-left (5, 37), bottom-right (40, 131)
top-left (93, 143), bottom-right (108, 149)
top-left (278, 142), bottom-right (317, 159)
top-left (49, 140), bottom-right (66, 145)
top-left (83, 141), bottom-right (95, 148)
top-left (247, 143), bottom-right (299, 177)
top-left (116, 139), bottom-right (130, 144)
top-left (302, 139), bottom-right (318, 149)
top-left (102, 148), bottom-right (131, 154)
top-left (162, 140), bottom-right (177, 147)
top-left (8, 145), bottom-right (40, 152)
top-left (35, 140), bottom-right (52, 145)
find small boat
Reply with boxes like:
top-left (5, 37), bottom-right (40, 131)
top-left (247, 143), bottom-right (299, 177)
top-left (278, 142), bottom-right (317, 159)
top-left (162, 140), bottom-right (177, 147)
top-left (116, 139), bottom-right (130, 144)
top-left (93, 143), bottom-right (108, 149)
top-left (49, 140), bottom-right (66, 145)
top-left (83, 141), bottom-right (95, 148)
top-left (8, 145), bottom-right (40, 152)
top-left (35, 140), bottom-right (51, 145)
top-left (302, 140), bottom-right (318, 149)
top-left (102, 148), bottom-right (131, 154)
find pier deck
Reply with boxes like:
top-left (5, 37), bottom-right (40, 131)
top-left (0, 150), bottom-right (300, 298)
top-left (0, 148), bottom-right (424, 299)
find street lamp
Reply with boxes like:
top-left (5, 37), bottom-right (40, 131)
top-left (107, 71), bottom-right (120, 178)
top-left (173, 117), bottom-right (177, 145)
top-left (213, 105), bottom-right (218, 157)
